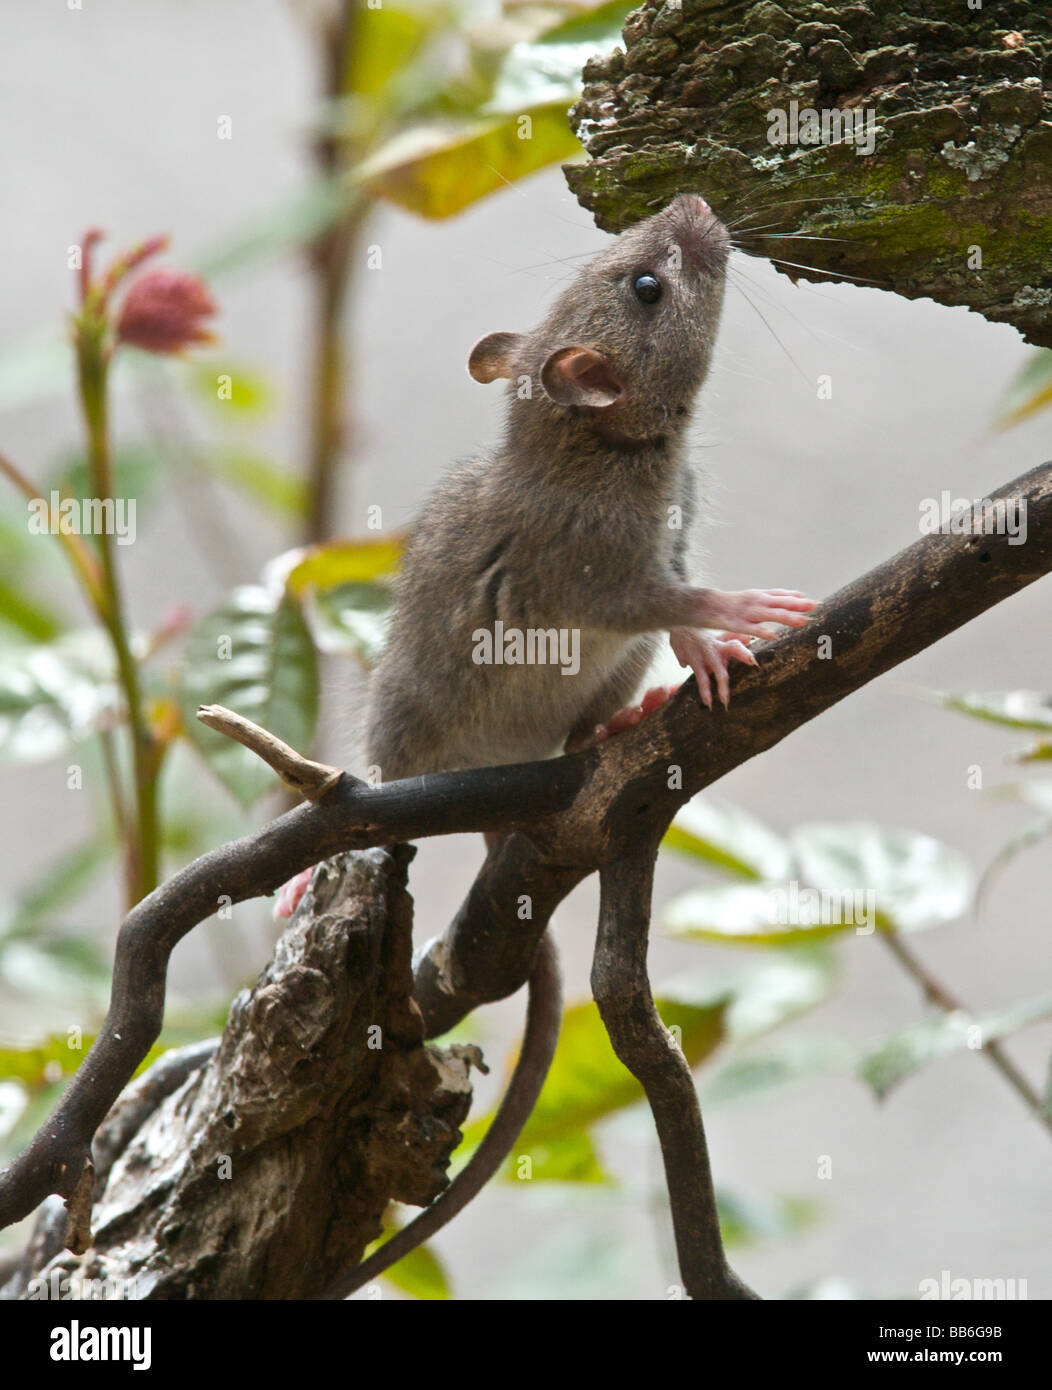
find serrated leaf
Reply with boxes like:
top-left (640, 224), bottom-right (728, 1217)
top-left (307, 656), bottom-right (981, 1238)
top-left (700, 1035), bottom-right (855, 1108)
top-left (458, 991), bottom-right (727, 1181)
top-left (662, 796), bottom-right (792, 881)
top-left (923, 688), bottom-right (1052, 733)
top-left (791, 822), bottom-right (973, 932)
top-left (0, 630), bottom-right (121, 764)
top-left (858, 993), bottom-right (1052, 1101)
top-left (309, 581), bottom-right (393, 665)
top-left (178, 586), bottom-right (319, 808)
top-left (485, 1), bottom-right (633, 114)
top-left (352, 104), bottom-right (582, 219)
top-left (994, 348), bottom-right (1052, 430)
top-left (663, 881), bottom-right (872, 945)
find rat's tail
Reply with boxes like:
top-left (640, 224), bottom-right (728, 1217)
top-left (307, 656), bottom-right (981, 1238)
top-left (318, 929), bottom-right (562, 1300)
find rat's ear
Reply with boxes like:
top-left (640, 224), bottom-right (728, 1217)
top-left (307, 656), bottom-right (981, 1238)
top-left (468, 331), bottom-right (524, 383)
top-left (540, 346), bottom-right (623, 409)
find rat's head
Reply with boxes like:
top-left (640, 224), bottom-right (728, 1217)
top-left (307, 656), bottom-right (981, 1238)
top-left (469, 194), bottom-right (729, 445)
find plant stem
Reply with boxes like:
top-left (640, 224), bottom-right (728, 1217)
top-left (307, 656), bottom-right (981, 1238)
top-left (304, 0), bottom-right (367, 544)
top-left (0, 450), bottom-right (107, 614)
top-left (75, 331), bottom-right (160, 907)
top-left (880, 929), bottom-right (1052, 1138)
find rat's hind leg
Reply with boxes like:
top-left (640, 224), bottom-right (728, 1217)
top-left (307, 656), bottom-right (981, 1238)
top-left (562, 643), bottom-right (663, 753)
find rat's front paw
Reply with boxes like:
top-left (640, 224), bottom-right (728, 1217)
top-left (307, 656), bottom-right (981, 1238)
top-left (670, 629), bottom-right (757, 709)
top-left (700, 588), bottom-right (816, 638)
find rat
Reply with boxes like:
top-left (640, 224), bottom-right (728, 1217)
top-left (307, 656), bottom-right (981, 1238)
top-left (299, 192), bottom-right (815, 1298)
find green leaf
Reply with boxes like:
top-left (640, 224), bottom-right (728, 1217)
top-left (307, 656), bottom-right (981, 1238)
top-left (922, 688), bottom-right (1052, 733)
top-left (0, 1078), bottom-right (66, 1163)
top-left (0, 1034), bottom-right (171, 1090)
top-left (345, 4), bottom-right (438, 99)
top-left (309, 581), bottom-right (393, 665)
top-left (858, 993), bottom-right (1052, 1101)
top-left (189, 362), bottom-right (276, 420)
top-left (178, 586), bottom-right (319, 808)
top-left (1018, 740), bottom-right (1052, 764)
top-left (0, 334), bottom-right (72, 413)
top-left (485, 1), bottom-right (633, 114)
top-left (700, 1035), bottom-right (855, 1108)
top-left (490, 1226), bottom-right (638, 1300)
top-left (0, 936), bottom-right (111, 1009)
top-left (720, 947), bottom-right (837, 1042)
top-left (993, 348), bottom-right (1052, 430)
top-left (0, 630), bottom-right (121, 764)
top-left (662, 796), bottom-right (792, 881)
top-left (194, 178), bottom-right (352, 280)
top-left (49, 446), bottom-right (163, 511)
top-left (716, 1187), bottom-right (816, 1247)
top-left (458, 991), bottom-right (727, 1181)
top-left (663, 880), bottom-right (872, 945)
top-left (352, 103), bottom-right (582, 219)
top-left (280, 536), bottom-right (405, 594)
top-left (203, 450), bottom-right (307, 519)
top-left (791, 822), bottom-right (973, 932)
top-left (0, 577), bottom-right (61, 642)
top-left (364, 1222), bottom-right (451, 1300)
top-left (0, 837), bottom-right (109, 938)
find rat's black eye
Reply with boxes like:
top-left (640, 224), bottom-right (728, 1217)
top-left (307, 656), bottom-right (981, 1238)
top-left (633, 273), bottom-right (662, 305)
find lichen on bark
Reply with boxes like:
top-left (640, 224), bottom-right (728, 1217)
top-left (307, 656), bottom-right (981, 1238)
top-left (566, 0), bottom-right (1052, 346)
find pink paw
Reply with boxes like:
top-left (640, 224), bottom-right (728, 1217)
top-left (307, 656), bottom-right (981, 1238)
top-left (670, 629), bottom-right (757, 709)
top-left (273, 866), bottom-right (314, 920)
top-left (594, 684), bottom-right (682, 743)
top-left (711, 589), bottom-right (816, 639)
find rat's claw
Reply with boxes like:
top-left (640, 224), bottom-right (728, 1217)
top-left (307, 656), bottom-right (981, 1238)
top-left (670, 629), bottom-right (758, 709)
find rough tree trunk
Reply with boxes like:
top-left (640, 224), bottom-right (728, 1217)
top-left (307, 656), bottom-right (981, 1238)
top-left (567, 0), bottom-right (1052, 346)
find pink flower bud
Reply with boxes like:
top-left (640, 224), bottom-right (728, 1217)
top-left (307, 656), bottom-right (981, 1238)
top-left (116, 268), bottom-right (216, 354)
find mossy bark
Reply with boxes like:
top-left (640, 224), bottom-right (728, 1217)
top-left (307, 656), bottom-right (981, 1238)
top-left (566, 0), bottom-right (1052, 346)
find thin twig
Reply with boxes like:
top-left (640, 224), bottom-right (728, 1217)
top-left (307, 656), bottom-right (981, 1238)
top-left (879, 929), bottom-right (1052, 1137)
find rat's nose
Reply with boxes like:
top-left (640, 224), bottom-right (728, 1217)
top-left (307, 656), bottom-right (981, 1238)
top-left (665, 193), bottom-right (726, 270)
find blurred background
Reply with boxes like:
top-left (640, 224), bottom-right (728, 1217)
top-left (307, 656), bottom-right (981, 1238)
top-left (0, 0), bottom-right (1049, 1300)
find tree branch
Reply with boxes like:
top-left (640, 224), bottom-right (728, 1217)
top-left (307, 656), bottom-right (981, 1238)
top-left (594, 845), bottom-right (758, 1299)
top-left (0, 459), bottom-right (1049, 1237)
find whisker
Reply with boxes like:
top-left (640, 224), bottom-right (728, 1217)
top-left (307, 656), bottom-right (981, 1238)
top-left (761, 253), bottom-right (884, 287)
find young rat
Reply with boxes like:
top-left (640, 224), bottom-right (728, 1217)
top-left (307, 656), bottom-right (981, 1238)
top-left (307, 193), bottom-right (815, 1297)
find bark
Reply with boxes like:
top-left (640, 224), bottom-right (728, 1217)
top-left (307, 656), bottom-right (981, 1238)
top-left (566, 0), bottom-right (1052, 346)
top-left (2, 848), bottom-right (481, 1300)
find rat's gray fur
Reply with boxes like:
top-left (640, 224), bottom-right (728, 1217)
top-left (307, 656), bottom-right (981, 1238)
top-left (330, 197), bottom-right (738, 1299)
